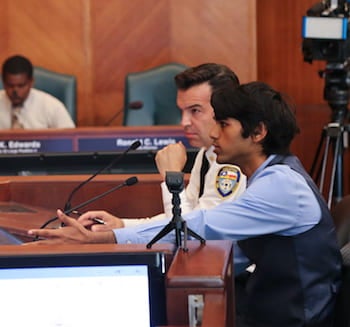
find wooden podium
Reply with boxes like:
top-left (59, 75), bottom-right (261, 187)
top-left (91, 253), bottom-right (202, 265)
top-left (0, 240), bottom-right (235, 327)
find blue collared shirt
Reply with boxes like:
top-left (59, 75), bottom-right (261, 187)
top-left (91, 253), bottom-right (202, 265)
top-left (114, 155), bottom-right (321, 273)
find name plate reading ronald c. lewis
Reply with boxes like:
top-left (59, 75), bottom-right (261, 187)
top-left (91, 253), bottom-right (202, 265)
top-left (78, 135), bottom-right (190, 151)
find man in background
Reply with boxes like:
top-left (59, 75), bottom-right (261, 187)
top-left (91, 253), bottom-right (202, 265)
top-left (0, 54), bottom-right (75, 129)
top-left (77, 63), bottom-right (247, 230)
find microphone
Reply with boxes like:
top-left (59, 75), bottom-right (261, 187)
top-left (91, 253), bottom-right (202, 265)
top-left (105, 101), bottom-right (143, 126)
top-left (39, 176), bottom-right (138, 230)
top-left (63, 140), bottom-right (141, 212)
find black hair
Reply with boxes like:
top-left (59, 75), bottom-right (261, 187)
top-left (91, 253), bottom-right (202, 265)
top-left (2, 55), bottom-right (33, 80)
top-left (211, 81), bottom-right (300, 155)
top-left (175, 63), bottom-right (239, 93)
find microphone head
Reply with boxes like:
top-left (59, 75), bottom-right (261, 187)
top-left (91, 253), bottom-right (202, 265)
top-left (129, 101), bottom-right (143, 109)
top-left (125, 176), bottom-right (138, 186)
top-left (130, 140), bottom-right (141, 150)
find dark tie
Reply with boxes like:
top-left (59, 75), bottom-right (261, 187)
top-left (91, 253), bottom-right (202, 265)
top-left (199, 152), bottom-right (210, 198)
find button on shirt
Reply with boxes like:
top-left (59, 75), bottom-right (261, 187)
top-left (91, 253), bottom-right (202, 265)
top-left (114, 155), bottom-right (322, 271)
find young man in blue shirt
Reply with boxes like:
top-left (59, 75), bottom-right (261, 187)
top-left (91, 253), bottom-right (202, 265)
top-left (29, 81), bottom-right (341, 327)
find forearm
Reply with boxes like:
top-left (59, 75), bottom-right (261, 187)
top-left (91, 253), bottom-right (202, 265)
top-left (90, 230), bottom-right (117, 243)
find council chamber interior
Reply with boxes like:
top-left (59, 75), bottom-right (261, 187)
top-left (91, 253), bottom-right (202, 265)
top-left (0, 1), bottom-right (349, 326)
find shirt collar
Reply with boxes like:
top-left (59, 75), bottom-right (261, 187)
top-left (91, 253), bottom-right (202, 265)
top-left (247, 154), bottom-right (277, 186)
top-left (204, 145), bottom-right (217, 164)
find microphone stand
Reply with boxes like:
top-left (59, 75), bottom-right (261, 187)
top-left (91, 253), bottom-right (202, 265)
top-left (146, 172), bottom-right (205, 251)
top-left (105, 101), bottom-right (143, 126)
top-left (39, 177), bottom-right (138, 230)
top-left (63, 140), bottom-right (141, 212)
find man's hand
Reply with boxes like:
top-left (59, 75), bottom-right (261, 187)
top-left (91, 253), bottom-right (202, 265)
top-left (155, 142), bottom-right (187, 179)
top-left (27, 209), bottom-right (116, 244)
top-left (77, 210), bottom-right (125, 231)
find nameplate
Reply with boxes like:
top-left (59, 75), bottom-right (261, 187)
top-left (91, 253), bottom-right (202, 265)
top-left (0, 136), bottom-right (192, 154)
top-left (0, 139), bottom-right (73, 154)
top-left (78, 135), bottom-right (191, 151)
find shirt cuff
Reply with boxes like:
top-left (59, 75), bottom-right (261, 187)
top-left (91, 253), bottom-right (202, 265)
top-left (113, 228), bottom-right (140, 244)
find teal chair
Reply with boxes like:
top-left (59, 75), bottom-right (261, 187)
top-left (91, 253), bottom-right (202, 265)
top-left (123, 62), bottom-right (187, 126)
top-left (33, 67), bottom-right (77, 123)
top-left (0, 66), bottom-right (77, 123)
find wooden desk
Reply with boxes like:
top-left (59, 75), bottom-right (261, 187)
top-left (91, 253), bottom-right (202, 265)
top-left (0, 174), bottom-right (172, 241)
top-left (0, 240), bottom-right (234, 327)
top-left (166, 241), bottom-right (234, 327)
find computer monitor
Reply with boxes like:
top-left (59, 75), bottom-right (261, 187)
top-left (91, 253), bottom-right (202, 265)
top-left (0, 251), bottom-right (167, 327)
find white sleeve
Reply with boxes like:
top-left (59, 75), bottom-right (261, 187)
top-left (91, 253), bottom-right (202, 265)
top-left (43, 92), bottom-right (75, 128)
top-left (162, 147), bottom-right (248, 216)
top-left (124, 148), bottom-right (247, 227)
top-left (122, 213), bottom-right (167, 227)
top-left (50, 100), bottom-right (76, 128)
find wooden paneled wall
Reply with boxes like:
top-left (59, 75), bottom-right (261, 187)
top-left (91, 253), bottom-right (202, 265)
top-left (0, 0), bottom-right (256, 126)
top-left (0, 0), bottom-right (347, 196)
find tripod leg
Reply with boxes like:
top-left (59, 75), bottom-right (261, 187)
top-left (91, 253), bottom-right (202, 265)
top-left (334, 150), bottom-right (344, 204)
top-left (328, 133), bottom-right (342, 208)
top-left (310, 128), bottom-right (326, 180)
top-left (146, 222), bottom-right (176, 248)
top-left (185, 226), bottom-right (206, 244)
top-left (320, 133), bottom-right (332, 193)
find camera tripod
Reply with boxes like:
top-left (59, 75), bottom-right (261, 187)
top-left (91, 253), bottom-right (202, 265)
top-left (146, 172), bottom-right (205, 251)
top-left (309, 60), bottom-right (350, 208)
top-left (310, 115), bottom-right (350, 208)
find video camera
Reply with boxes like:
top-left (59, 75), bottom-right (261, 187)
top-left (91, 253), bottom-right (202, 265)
top-left (302, 0), bottom-right (350, 63)
top-left (302, 1), bottom-right (350, 121)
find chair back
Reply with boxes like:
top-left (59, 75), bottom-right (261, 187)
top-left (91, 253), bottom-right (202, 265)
top-left (123, 62), bottom-right (187, 126)
top-left (33, 67), bottom-right (77, 123)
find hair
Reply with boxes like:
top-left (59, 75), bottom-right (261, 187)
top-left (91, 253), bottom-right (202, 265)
top-left (2, 55), bottom-right (33, 80)
top-left (211, 81), bottom-right (300, 155)
top-left (175, 63), bottom-right (240, 93)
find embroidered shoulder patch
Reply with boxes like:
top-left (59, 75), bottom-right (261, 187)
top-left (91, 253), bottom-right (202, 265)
top-left (216, 166), bottom-right (241, 197)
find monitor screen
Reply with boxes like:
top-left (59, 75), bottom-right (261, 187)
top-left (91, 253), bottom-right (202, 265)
top-left (0, 251), bottom-right (167, 327)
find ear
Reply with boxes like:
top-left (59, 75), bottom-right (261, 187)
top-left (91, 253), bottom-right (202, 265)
top-left (251, 122), bottom-right (267, 143)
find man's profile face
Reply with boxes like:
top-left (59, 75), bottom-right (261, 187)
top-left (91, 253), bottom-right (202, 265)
top-left (3, 73), bottom-right (33, 107)
top-left (176, 82), bottom-right (215, 149)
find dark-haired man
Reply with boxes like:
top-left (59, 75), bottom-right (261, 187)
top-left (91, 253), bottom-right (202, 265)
top-left (30, 81), bottom-right (342, 327)
top-left (76, 63), bottom-right (247, 232)
top-left (0, 54), bottom-right (75, 129)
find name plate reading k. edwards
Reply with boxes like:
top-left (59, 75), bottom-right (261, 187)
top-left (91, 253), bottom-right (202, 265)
top-left (0, 139), bottom-right (73, 154)
top-left (78, 135), bottom-right (190, 151)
